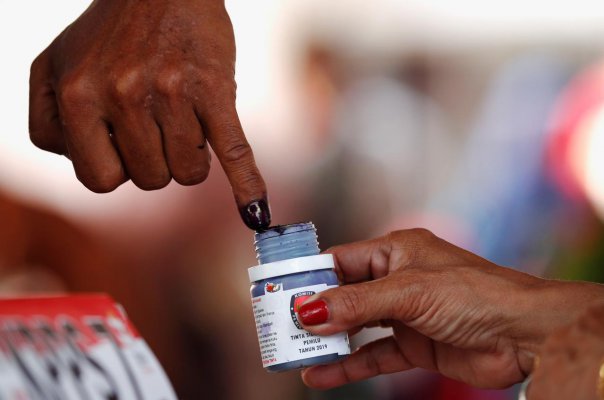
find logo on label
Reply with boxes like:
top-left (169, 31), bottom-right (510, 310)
top-left (264, 282), bottom-right (282, 293)
top-left (290, 291), bottom-right (315, 329)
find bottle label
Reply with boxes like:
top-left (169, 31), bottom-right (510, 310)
top-left (252, 283), bottom-right (350, 367)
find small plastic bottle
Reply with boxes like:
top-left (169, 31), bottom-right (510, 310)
top-left (248, 222), bottom-right (351, 372)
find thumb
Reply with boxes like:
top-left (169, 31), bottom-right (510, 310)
top-left (196, 95), bottom-right (270, 230)
top-left (298, 278), bottom-right (412, 336)
top-left (29, 49), bottom-right (67, 156)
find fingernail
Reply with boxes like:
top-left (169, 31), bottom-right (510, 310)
top-left (299, 300), bottom-right (329, 326)
top-left (239, 198), bottom-right (271, 231)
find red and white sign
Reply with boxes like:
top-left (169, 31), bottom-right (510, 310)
top-left (0, 294), bottom-right (177, 400)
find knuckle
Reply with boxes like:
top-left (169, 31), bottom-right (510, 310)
top-left (194, 69), bottom-right (236, 98)
top-left (543, 328), bottom-right (571, 352)
top-left (108, 66), bottom-right (147, 104)
top-left (586, 305), bottom-right (602, 319)
top-left (386, 228), bottom-right (435, 249)
top-left (56, 74), bottom-right (92, 106)
top-left (576, 312), bottom-right (596, 332)
top-left (154, 67), bottom-right (186, 98)
top-left (407, 228), bottom-right (437, 244)
top-left (220, 138), bottom-right (253, 165)
top-left (573, 305), bottom-right (604, 337)
top-left (337, 286), bottom-right (366, 324)
top-left (339, 361), bottom-right (355, 384)
top-left (362, 348), bottom-right (382, 377)
top-left (393, 278), bottom-right (428, 321)
top-left (584, 303), bottom-right (604, 323)
top-left (213, 130), bottom-right (263, 188)
top-left (192, 70), bottom-right (215, 92)
top-left (385, 229), bottom-right (435, 269)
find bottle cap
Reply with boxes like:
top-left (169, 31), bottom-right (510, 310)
top-left (254, 222), bottom-right (318, 264)
top-left (248, 254), bottom-right (335, 283)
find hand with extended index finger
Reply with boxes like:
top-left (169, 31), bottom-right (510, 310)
top-left (29, 0), bottom-right (270, 230)
top-left (297, 229), bottom-right (604, 390)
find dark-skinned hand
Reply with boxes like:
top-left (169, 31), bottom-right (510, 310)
top-left (29, 0), bottom-right (270, 229)
top-left (297, 229), bottom-right (604, 389)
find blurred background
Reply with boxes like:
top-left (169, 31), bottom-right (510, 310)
top-left (1, 0), bottom-right (604, 399)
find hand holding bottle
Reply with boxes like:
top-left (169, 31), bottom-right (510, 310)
top-left (298, 229), bottom-right (604, 389)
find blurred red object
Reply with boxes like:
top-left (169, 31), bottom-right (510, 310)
top-left (0, 294), bottom-right (176, 399)
top-left (548, 62), bottom-right (604, 200)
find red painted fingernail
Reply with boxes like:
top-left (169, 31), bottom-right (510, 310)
top-left (299, 300), bottom-right (329, 325)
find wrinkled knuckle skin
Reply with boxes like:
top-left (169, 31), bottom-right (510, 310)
top-left (108, 67), bottom-right (147, 105)
top-left (384, 229), bottom-right (434, 269)
top-left (194, 69), bottom-right (236, 99)
top-left (338, 286), bottom-right (366, 325)
top-left (393, 278), bottom-right (427, 321)
top-left (193, 71), bottom-right (216, 94)
top-left (220, 139), bottom-right (253, 165)
top-left (154, 67), bottom-right (186, 98)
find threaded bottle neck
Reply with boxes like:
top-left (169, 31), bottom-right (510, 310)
top-left (254, 222), bottom-right (320, 264)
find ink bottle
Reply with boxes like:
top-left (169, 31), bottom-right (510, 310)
top-left (249, 222), bottom-right (350, 372)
